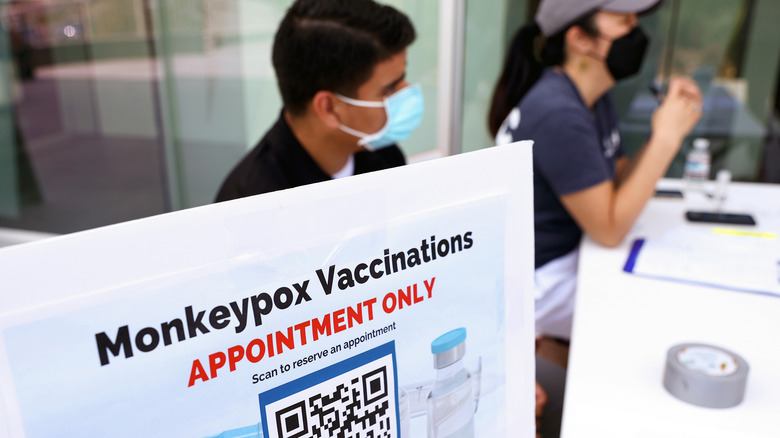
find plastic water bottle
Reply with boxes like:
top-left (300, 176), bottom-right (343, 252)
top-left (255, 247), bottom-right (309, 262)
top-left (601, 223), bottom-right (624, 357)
top-left (427, 328), bottom-right (474, 438)
top-left (683, 138), bottom-right (711, 193)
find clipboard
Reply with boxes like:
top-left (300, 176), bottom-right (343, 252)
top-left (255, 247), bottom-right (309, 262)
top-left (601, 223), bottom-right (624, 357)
top-left (622, 229), bottom-right (780, 298)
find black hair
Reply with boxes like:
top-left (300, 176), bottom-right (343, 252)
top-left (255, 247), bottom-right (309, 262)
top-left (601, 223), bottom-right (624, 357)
top-left (488, 14), bottom-right (598, 137)
top-left (272, 0), bottom-right (416, 116)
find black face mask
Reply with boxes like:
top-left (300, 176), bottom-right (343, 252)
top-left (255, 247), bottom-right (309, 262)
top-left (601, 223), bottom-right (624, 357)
top-left (604, 26), bottom-right (649, 81)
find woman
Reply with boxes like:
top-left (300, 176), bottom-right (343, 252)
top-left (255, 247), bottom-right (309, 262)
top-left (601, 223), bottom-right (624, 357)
top-left (489, 0), bottom-right (702, 340)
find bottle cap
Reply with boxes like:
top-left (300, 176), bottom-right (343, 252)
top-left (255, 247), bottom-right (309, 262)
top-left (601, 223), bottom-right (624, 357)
top-left (693, 138), bottom-right (710, 150)
top-left (431, 328), bottom-right (466, 369)
top-left (716, 169), bottom-right (732, 184)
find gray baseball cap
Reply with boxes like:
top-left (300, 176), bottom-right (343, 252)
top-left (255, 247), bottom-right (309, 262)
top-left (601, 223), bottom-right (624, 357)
top-left (536, 0), bottom-right (662, 37)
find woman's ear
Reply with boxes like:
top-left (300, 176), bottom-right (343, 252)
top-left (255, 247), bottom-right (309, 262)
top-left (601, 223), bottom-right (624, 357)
top-left (311, 91), bottom-right (343, 130)
top-left (564, 25), bottom-right (596, 57)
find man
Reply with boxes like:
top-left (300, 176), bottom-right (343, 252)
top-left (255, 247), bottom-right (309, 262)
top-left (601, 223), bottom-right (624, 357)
top-left (215, 0), bottom-right (422, 202)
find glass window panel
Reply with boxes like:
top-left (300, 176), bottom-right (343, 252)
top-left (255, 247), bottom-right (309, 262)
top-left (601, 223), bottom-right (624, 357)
top-left (0, 0), bottom-right (167, 234)
top-left (613, 0), bottom-right (780, 182)
top-left (461, 0), bottom-right (520, 153)
top-left (5, 0), bottom-right (776, 239)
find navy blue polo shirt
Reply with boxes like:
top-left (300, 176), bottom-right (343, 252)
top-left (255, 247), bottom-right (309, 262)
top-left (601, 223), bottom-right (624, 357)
top-left (496, 68), bottom-right (623, 268)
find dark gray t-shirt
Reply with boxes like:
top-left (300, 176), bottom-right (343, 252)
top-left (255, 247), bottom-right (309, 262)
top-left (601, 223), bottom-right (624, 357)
top-left (496, 69), bottom-right (623, 268)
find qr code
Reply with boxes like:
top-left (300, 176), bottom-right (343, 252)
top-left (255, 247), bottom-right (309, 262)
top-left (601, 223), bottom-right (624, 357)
top-left (259, 342), bottom-right (398, 438)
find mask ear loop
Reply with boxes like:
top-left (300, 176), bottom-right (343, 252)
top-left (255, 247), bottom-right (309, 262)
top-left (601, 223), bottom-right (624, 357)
top-left (334, 93), bottom-right (386, 108)
top-left (338, 124), bottom-right (372, 141)
top-left (334, 93), bottom-right (390, 147)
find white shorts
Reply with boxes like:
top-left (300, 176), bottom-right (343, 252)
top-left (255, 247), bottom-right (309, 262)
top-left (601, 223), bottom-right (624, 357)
top-left (534, 248), bottom-right (579, 340)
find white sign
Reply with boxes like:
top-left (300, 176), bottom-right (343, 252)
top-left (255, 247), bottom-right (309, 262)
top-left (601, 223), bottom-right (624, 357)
top-left (0, 142), bottom-right (535, 438)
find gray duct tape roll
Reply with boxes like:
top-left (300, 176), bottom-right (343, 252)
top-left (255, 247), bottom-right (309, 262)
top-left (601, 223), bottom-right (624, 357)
top-left (663, 343), bottom-right (749, 409)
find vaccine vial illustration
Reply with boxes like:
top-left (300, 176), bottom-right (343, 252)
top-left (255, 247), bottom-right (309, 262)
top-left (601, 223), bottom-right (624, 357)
top-left (426, 328), bottom-right (474, 438)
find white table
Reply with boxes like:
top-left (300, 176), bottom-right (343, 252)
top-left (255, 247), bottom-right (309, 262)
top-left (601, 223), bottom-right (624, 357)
top-left (561, 179), bottom-right (780, 438)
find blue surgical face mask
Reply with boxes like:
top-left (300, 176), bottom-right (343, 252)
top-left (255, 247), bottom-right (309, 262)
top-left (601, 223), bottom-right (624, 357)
top-left (335, 84), bottom-right (424, 150)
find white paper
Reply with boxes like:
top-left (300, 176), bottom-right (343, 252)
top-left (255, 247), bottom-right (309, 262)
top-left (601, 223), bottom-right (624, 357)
top-left (627, 227), bottom-right (780, 297)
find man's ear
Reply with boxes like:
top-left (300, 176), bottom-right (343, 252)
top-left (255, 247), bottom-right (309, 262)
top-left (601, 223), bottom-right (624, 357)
top-left (311, 91), bottom-right (343, 130)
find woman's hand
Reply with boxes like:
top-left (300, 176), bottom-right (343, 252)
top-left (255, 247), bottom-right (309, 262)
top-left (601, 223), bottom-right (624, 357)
top-left (650, 77), bottom-right (703, 148)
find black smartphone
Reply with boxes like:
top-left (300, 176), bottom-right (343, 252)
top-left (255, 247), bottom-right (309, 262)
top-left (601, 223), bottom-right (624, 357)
top-left (685, 211), bottom-right (756, 225)
top-left (654, 189), bottom-right (684, 198)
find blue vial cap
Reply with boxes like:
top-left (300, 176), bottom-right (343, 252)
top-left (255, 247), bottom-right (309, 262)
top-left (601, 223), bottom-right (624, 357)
top-left (431, 328), bottom-right (467, 354)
